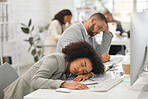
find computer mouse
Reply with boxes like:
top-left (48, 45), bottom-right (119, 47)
top-left (56, 88), bottom-right (71, 93)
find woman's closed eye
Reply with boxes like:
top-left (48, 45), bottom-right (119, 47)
top-left (81, 62), bottom-right (84, 67)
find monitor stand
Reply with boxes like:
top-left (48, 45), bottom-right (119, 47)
top-left (131, 72), bottom-right (148, 91)
top-left (144, 45), bottom-right (148, 72)
top-left (143, 84), bottom-right (148, 91)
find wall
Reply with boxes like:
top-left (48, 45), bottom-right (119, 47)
top-left (1, 0), bottom-right (73, 70)
top-left (49, 0), bottom-right (74, 22)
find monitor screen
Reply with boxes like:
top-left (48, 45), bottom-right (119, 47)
top-left (143, 8), bottom-right (148, 12)
top-left (130, 12), bottom-right (148, 86)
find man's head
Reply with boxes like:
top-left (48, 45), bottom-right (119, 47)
top-left (103, 11), bottom-right (113, 23)
top-left (87, 13), bottom-right (108, 36)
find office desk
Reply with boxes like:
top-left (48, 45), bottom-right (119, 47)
top-left (24, 75), bottom-right (148, 99)
top-left (24, 81), bottom-right (148, 99)
top-left (24, 56), bottom-right (148, 99)
top-left (96, 35), bottom-right (130, 49)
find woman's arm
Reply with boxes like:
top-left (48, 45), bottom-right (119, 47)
top-left (30, 56), bottom-right (65, 89)
top-left (73, 73), bottom-right (93, 82)
top-left (60, 82), bottom-right (89, 90)
top-left (50, 20), bottom-right (62, 40)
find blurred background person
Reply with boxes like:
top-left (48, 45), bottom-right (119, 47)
top-left (103, 10), bottom-right (126, 55)
top-left (44, 9), bottom-right (72, 56)
top-left (103, 10), bottom-right (125, 35)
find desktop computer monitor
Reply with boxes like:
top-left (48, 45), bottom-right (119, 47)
top-left (130, 12), bottom-right (148, 86)
top-left (143, 8), bottom-right (148, 12)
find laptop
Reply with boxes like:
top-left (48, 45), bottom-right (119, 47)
top-left (108, 23), bottom-right (117, 35)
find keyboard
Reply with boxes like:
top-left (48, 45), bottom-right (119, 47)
top-left (88, 73), bottom-right (122, 92)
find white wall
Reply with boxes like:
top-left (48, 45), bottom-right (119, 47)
top-left (2, 0), bottom-right (50, 68)
top-left (49, 0), bottom-right (74, 22)
top-left (1, 0), bottom-right (73, 69)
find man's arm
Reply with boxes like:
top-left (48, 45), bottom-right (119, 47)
top-left (94, 24), bottom-right (113, 62)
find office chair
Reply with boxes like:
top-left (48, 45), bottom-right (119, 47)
top-left (39, 31), bottom-right (56, 57)
top-left (0, 62), bottom-right (19, 99)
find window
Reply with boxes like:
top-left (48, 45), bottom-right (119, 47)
top-left (73, 0), bottom-right (107, 22)
top-left (73, 0), bottom-right (148, 22)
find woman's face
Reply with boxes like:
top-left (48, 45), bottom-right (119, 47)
top-left (68, 58), bottom-right (93, 75)
top-left (64, 15), bottom-right (72, 24)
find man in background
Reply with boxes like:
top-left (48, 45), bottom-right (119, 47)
top-left (103, 10), bottom-right (126, 55)
top-left (103, 10), bottom-right (125, 35)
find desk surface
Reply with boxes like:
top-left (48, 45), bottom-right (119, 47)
top-left (24, 82), bottom-right (148, 99)
top-left (24, 56), bottom-right (148, 99)
top-left (96, 35), bottom-right (130, 48)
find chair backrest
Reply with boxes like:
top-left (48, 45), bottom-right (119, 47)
top-left (39, 30), bottom-right (48, 45)
top-left (39, 31), bottom-right (56, 57)
top-left (39, 30), bottom-right (48, 57)
top-left (0, 62), bottom-right (19, 99)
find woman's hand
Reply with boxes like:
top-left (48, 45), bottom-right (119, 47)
top-left (73, 73), bottom-right (92, 82)
top-left (60, 82), bottom-right (89, 90)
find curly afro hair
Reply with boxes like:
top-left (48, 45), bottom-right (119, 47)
top-left (62, 41), bottom-right (105, 75)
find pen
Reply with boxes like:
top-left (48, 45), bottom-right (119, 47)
top-left (105, 64), bottom-right (114, 72)
top-left (88, 78), bottom-right (95, 81)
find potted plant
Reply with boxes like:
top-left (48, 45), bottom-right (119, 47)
top-left (21, 19), bottom-right (42, 62)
